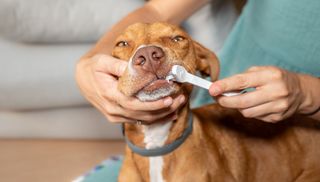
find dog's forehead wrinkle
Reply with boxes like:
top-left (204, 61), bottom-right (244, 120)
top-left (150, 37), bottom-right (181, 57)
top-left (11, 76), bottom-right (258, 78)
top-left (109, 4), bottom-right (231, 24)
top-left (149, 24), bottom-right (177, 37)
top-left (124, 22), bottom-right (186, 42)
top-left (122, 27), bottom-right (147, 44)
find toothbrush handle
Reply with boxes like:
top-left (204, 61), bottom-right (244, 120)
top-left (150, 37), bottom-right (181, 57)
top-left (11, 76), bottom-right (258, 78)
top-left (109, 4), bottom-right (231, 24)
top-left (187, 73), bottom-right (244, 97)
top-left (186, 73), bottom-right (212, 90)
top-left (185, 72), bottom-right (245, 96)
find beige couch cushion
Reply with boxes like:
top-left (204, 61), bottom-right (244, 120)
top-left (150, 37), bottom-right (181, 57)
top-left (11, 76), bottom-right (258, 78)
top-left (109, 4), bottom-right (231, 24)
top-left (0, 0), bottom-right (144, 43)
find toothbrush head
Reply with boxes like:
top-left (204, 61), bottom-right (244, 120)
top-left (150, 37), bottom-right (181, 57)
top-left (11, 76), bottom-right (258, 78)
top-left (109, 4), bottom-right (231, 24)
top-left (171, 65), bottom-right (187, 82)
top-left (165, 65), bottom-right (188, 83)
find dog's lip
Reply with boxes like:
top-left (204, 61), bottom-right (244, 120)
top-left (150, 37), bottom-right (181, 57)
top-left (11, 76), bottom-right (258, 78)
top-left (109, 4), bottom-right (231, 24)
top-left (141, 79), bottom-right (172, 93)
top-left (134, 76), bottom-right (173, 95)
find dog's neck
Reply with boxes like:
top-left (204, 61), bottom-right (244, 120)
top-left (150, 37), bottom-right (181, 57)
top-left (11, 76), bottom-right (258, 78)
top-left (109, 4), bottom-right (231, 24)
top-left (124, 103), bottom-right (190, 153)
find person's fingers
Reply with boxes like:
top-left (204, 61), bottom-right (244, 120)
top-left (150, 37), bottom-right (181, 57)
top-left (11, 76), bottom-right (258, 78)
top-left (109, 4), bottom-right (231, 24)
top-left (86, 95), bottom-right (124, 123)
top-left (91, 72), bottom-right (118, 105)
top-left (104, 95), bottom-right (185, 122)
top-left (216, 87), bottom-right (276, 109)
top-left (108, 111), bottom-right (178, 125)
top-left (239, 99), bottom-right (289, 119)
top-left (90, 96), bottom-right (140, 123)
top-left (255, 111), bottom-right (294, 123)
top-left (94, 54), bottom-right (128, 76)
top-left (209, 73), bottom-right (261, 96)
top-left (246, 66), bottom-right (265, 72)
top-left (150, 95), bottom-right (185, 114)
top-left (106, 114), bottom-right (136, 123)
top-left (118, 96), bottom-right (173, 111)
top-left (104, 105), bottom-right (178, 124)
top-left (209, 66), bottom-right (280, 96)
top-left (120, 94), bottom-right (185, 112)
top-left (135, 95), bottom-right (184, 122)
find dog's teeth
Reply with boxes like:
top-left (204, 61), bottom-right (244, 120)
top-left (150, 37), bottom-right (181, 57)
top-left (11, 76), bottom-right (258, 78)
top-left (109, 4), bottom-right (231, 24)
top-left (165, 75), bottom-right (174, 81)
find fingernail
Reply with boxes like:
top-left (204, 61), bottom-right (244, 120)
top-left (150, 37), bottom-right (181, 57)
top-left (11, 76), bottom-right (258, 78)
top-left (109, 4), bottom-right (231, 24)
top-left (164, 97), bottom-right (173, 106)
top-left (179, 95), bottom-right (185, 104)
top-left (210, 84), bottom-right (222, 96)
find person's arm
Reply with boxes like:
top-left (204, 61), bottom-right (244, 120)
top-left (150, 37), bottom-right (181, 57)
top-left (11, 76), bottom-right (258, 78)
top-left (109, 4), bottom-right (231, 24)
top-left (76, 0), bottom-right (208, 124)
top-left (209, 66), bottom-right (320, 122)
top-left (85, 0), bottom-right (209, 57)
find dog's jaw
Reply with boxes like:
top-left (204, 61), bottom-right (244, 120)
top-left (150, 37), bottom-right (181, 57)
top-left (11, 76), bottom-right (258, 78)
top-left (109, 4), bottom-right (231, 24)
top-left (136, 84), bottom-right (176, 101)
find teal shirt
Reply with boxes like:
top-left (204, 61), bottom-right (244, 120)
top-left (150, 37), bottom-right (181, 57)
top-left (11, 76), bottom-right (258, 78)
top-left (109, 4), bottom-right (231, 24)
top-left (193, 0), bottom-right (320, 108)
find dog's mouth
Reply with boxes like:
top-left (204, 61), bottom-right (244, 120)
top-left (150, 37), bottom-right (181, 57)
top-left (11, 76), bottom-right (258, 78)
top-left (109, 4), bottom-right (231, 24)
top-left (135, 73), bottom-right (177, 102)
top-left (141, 78), bottom-right (172, 93)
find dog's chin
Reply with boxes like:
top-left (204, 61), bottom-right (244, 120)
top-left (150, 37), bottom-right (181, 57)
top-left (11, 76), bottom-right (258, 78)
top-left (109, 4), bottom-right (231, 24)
top-left (136, 86), bottom-right (176, 102)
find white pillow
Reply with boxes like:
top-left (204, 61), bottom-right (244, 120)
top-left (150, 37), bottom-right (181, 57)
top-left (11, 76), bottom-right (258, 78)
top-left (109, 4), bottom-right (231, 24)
top-left (0, 0), bottom-right (144, 43)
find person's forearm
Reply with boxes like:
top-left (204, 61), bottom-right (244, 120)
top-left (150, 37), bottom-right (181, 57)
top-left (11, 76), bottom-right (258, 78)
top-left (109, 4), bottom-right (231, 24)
top-left (84, 0), bottom-right (208, 58)
top-left (298, 74), bottom-right (320, 120)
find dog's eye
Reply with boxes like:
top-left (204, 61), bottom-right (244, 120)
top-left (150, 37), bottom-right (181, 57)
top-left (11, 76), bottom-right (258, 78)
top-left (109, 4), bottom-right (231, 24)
top-left (116, 41), bottom-right (129, 47)
top-left (172, 35), bottom-right (185, 42)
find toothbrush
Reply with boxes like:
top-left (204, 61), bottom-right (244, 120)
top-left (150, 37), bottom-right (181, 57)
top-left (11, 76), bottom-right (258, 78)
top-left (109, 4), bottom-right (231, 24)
top-left (166, 65), bottom-right (245, 97)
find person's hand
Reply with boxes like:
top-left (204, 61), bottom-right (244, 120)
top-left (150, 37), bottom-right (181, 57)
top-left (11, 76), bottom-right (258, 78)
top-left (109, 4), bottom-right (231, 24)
top-left (209, 66), bottom-right (320, 123)
top-left (75, 54), bottom-right (185, 124)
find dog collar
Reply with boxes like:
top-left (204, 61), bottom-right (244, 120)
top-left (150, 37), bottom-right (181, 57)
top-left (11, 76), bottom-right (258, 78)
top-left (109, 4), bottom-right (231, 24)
top-left (122, 112), bottom-right (193, 157)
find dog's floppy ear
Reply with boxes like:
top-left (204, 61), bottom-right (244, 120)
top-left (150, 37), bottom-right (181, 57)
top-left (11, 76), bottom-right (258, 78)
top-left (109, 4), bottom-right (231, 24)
top-left (193, 41), bottom-right (220, 82)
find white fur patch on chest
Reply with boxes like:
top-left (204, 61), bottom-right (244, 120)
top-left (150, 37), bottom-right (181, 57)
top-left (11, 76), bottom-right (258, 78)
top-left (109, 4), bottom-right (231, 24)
top-left (143, 121), bottom-right (172, 182)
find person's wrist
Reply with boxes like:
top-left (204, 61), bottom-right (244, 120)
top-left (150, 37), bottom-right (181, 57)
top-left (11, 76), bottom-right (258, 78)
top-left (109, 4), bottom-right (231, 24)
top-left (297, 74), bottom-right (320, 115)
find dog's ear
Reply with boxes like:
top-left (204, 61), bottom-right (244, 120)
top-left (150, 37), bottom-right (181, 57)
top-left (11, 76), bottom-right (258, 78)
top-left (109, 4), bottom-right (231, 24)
top-left (193, 41), bottom-right (220, 82)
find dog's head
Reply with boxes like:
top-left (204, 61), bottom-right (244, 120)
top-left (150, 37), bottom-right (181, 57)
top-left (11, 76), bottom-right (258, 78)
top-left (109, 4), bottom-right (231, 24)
top-left (113, 22), bottom-right (219, 101)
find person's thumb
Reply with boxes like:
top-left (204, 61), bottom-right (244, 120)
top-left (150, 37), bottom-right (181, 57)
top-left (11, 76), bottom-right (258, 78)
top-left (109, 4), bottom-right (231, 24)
top-left (95, 54), bottom-right (127, 76)
top-left (111, 59), bottom-right (127, 76)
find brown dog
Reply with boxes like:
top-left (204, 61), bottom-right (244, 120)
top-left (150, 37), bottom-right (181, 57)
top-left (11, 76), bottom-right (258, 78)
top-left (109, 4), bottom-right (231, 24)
top-left (111, 22), bottom-right (320, 182)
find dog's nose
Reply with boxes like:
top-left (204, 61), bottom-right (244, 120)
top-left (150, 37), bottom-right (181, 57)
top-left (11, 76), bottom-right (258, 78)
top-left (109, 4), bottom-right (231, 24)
top-left (132, 46), bottom-right (165, 73)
